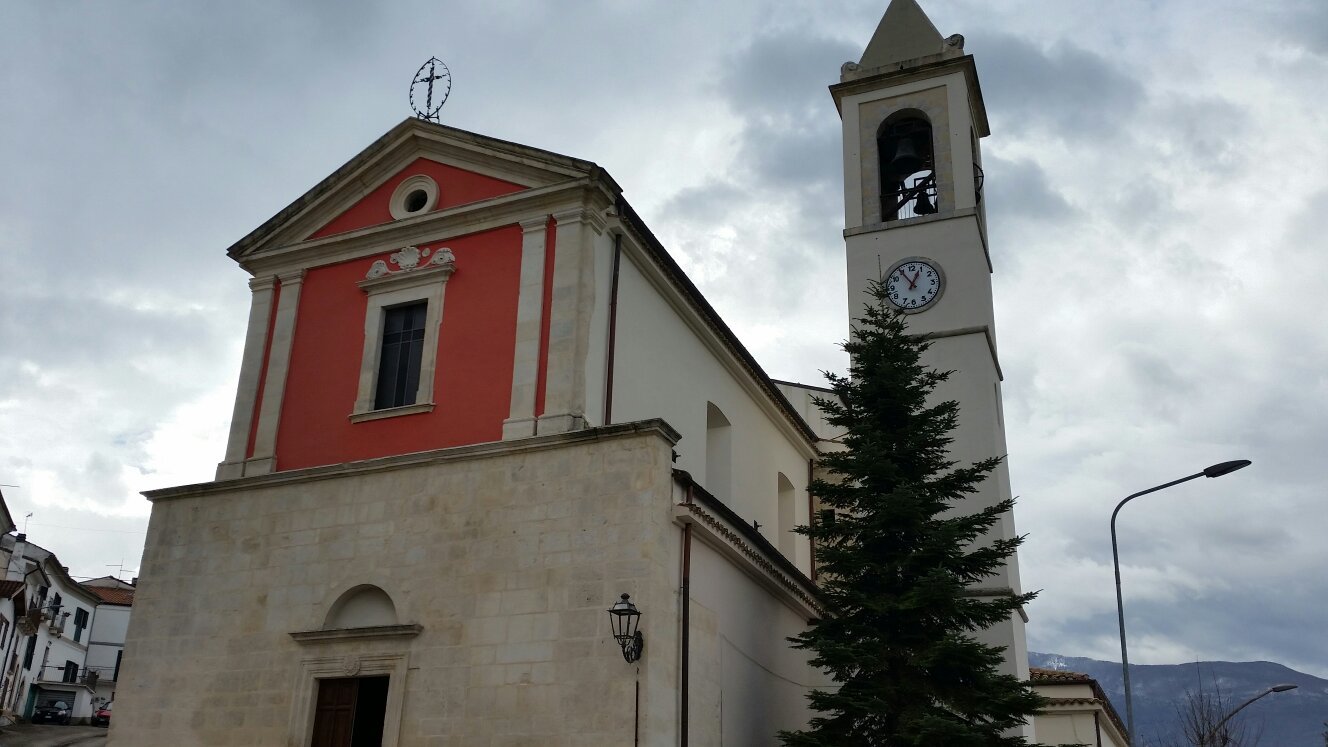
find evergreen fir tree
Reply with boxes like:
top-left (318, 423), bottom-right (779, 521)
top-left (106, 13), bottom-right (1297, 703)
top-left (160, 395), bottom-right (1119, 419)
top-left (780, 282), bottom-right (1044, 747)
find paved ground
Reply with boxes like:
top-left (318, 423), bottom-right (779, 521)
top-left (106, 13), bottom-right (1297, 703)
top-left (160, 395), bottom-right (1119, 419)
top-left (0, 724), bottom-right (107, 747)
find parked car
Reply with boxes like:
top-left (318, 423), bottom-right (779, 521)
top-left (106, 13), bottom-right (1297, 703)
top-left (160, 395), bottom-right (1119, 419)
top-left (92, 701), bottom-right (113, 727)
top-left (31, 700), bottom-right (71, 725)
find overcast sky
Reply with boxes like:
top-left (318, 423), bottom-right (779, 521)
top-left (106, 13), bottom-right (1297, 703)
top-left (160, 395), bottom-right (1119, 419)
top-left (3, 1), bottom-right (1326, 679)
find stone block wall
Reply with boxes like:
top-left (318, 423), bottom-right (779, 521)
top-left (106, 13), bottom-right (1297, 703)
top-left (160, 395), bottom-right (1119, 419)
top-left (111, 421), bottom-right (681, 746)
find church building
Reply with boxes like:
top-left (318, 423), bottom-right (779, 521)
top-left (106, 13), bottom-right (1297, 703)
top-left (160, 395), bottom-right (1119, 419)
top-left (112, 2), bottom-right (1030, 744)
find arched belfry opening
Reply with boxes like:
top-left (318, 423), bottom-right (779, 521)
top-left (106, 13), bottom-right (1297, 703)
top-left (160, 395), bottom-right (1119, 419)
top-left (878, 115), bottom-right (937, 221)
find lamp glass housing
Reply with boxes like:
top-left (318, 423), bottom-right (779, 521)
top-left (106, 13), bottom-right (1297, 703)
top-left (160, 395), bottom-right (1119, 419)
top-left (607, 593), bottom-right (644, 663)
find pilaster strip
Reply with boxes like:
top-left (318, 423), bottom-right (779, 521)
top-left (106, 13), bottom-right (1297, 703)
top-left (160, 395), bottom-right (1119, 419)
top-left (538, 207), bottom-right (598, 434)
top-left (503, 218), bottom-right (550, 439)
top-left (249, 270), bottom-right (306, 470)
top-left (220, 276), bottom-right (278, 470)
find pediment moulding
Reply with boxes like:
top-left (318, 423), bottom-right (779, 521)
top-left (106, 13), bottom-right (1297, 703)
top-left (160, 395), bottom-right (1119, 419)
top-left (237, 178), bottom-right (616, 277)
top-left (227, 118), bottom-right (620, 262)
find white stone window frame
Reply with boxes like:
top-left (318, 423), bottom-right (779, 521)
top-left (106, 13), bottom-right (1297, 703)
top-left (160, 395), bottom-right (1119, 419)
top-left (388, 174), bottom-right (439, 220)
top-left (350, 255), bottom-right (456, 423)
top-left (287, 651), bottom-right (411, 747)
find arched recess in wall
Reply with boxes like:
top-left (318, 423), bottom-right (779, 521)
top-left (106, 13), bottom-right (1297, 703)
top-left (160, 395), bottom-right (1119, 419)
top-left (877, 110), bottom-right (937, 221)
top-left (777, 472), bottom-right (797, 560)
top-left (705, 402), bottom-right (732, 501)
top-left (324, 584), bottom-right (399, 630)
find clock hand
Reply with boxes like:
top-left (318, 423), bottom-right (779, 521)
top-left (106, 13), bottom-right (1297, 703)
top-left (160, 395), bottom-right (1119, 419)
top-left (908, 270), bottom-right (921, 290)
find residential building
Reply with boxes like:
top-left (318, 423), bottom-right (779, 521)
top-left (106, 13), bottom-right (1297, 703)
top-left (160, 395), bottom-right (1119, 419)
top-left (113, 1), bottom-right (1030, 744)
top-left (1031, 667), bottom-right (1130, 747)
top-left (0, 533), bottom-right (103, 724)
top-left (82, 576), bottom-right (136, 708)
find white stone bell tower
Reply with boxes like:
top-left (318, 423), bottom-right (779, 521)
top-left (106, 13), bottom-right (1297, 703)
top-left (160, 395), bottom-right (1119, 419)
top-left (831, 0), bottom-right (1031, 689)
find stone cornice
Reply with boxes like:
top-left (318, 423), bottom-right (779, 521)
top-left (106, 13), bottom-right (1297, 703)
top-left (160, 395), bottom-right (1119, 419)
top-left (918, 325), bottom-right (1003, 382)
top-left (672, 470), bottom-right (828, 620)
top-left (290, 624), bottom-right (423, 644)
top-left (144, 418), bottom-right (682, 501)
top-left (828, 54), bottom-right (989, 137)
top-left (843, 208), bottom-right (991, 272)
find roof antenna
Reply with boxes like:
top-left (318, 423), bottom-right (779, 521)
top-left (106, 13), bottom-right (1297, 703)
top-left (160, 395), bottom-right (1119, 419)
top-left (409, 57), bottom-right (452, 123)
top-left (23, 512), bottom-right (31, 534)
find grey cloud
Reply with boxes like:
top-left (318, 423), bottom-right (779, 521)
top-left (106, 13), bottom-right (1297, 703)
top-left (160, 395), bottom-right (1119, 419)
top-left (719, 33), bottom-right (858, 119)
top-left (983, 155), bottom-right (1077, 224)
top-left (715, 31), bottom-right (854, 190)
top-left (0, 293), bottom-right (228, 375)
top-left (1266, 2), bottom-right (1328, 56)
top-left (660, 182), bottom-right (748, 225)
top-left (975, 33), bottom-right (1145, 138)
top-left (741, 127), bottom-right (841, 188)
top-left (1133, 583), bottom-right (1328, 677)
top-left (1154, 96), bottom-right (1252, 177)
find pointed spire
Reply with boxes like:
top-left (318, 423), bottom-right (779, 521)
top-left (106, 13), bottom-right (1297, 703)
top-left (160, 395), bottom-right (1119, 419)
top-left (860, 0), bottom-right (947, 68)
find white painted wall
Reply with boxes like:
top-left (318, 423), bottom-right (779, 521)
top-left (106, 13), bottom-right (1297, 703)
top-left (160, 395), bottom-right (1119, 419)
top-left (685, 539), bottom-right (829, 744)
top-left (610, 248), bottom-right (816, 570)
top-left (774, 382), bottom-right (844, 443)
top-left (581, 228), bottom-right (617, 427)
top-left (24, 570), bottom-right (101, 720)
top-left (1033, 682), bottom-right (1127, 747)
top-left (85, 604), bottom-right (130, 693)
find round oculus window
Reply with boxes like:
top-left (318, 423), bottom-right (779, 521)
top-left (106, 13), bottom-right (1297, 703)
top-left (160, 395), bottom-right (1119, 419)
top-left (404, 189), bottom-right (429, 213)
top-left (389, 175), bottom-right (439, 220)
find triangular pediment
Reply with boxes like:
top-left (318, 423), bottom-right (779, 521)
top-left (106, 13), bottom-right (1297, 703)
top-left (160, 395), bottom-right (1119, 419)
top-left (306, 157), bottom-right (526, 240)
top-left (227, 118), bottom-right (608, 261)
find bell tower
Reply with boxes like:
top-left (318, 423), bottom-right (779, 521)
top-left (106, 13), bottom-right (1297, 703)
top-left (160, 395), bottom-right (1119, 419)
top-left (831, 0), bottom-right (1030, 687)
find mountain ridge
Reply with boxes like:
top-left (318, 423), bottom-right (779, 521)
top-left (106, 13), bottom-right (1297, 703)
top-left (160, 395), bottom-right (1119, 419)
top-left (1030, 652), bottom-right (1328, 746)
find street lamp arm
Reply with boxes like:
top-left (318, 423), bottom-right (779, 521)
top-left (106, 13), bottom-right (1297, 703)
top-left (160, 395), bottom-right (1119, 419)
top-left (1109, 459), bottom-right (1250, 744)
top-left (1111, 471), bottom-right (1206, 529)
top-left (1111, 471), bottom-right (1205, 742)
top-left (1202, 684), bottom-right (1298, 746)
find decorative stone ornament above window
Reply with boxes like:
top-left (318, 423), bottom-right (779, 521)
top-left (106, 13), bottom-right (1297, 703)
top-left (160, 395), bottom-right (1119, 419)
top-left (365, 245), bottom-right (456, 281)
top-left (350, 246), bottom-right (457, 423)
top-left (388, 174), bottom-right (439, 220)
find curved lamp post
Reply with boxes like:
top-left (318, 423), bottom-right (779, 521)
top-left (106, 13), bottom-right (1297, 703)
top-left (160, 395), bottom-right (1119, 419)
top-left (1111, 459), bottom-right (1252, 741)
top-left (1201, 683), bottom-right (1297, 747)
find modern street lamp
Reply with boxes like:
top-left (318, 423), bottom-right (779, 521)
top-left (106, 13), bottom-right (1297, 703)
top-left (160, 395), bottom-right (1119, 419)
top-left (1111, 459), bottom-right (1252, 742)
top-left (1200, 683), bottom-right (1297, 747)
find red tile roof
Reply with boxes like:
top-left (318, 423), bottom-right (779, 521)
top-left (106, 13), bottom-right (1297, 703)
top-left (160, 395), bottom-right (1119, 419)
top-left (1029, 667), bottom-right (1094, 684)
top-left (84, 586), bottom-right (134, 606)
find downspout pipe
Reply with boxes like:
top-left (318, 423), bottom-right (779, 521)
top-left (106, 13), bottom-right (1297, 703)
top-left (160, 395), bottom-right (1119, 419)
top-left (604, 231), bottom-right (623, 425)
top-left (679, 484), bottom-right (693, 747)
top-left (806, 458), bottom-right (816, 579)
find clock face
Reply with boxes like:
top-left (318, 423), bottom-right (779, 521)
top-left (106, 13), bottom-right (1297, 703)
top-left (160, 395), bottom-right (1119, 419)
top-left (884, 258), bottom-right (943, 312)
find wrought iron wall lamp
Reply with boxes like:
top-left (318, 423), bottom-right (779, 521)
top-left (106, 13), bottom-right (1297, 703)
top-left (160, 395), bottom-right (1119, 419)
top-left (607, 593), bottom-right (644, 663)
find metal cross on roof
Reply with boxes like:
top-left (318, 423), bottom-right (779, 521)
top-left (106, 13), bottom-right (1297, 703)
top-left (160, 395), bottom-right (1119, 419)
top-left (409, 57), bottom-right (451, 123)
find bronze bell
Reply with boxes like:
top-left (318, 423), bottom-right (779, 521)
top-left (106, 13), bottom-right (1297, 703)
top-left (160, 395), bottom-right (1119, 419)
top-left (889, 139), bottom-right (925, 175)
top-left (914, 190), bottom-right (937, 215)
